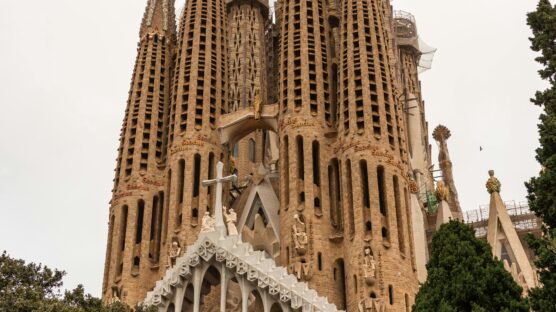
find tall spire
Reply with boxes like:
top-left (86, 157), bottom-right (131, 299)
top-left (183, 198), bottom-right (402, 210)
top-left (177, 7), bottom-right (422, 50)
top-left (433, 125), bottom-right (463, 220)
top-left (140, 0), bottom-right (176, 37)
top-left (485, 170), bottom-right (537, 292)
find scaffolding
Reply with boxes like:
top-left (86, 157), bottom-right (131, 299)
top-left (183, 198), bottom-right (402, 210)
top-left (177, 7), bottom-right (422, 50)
top-left (464, 201), bottom-right (542, 238)
top-left (393, 10), bottom-right (437, 72)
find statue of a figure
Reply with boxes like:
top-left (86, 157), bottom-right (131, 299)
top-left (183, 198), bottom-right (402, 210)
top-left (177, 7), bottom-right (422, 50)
top-left (292, 214), bottom-right (308, 255)
top-left (358, 298), bottom-right (385, 312)
top-left (518, 272), bottom-right (529, 293)
top-left (201, 211), bottom-right (215, 233)
top-left (486, 170), bottom-right (502, 194)
top-left (223, 206), bottom-right (238, 236)
top-left (435, 181), bottom-right (449, 202)
top-left (253, 89), bottom-right (263, 120)
top-left (363, 247), bottom-right (376, 284)
top-left (110, 285), bottom-right (122, 303)
top-left (167, 241), bottom-right (181, 268)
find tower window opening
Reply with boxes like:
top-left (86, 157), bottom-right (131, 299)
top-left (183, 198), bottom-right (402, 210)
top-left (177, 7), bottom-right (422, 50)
top-left (312, 141), bottom-right (320, 186)
top-left (318, 252), bottom-right (322, 271)
top-left (193, 154), bottom-right (201, 197)
top-left (377, 166), bottom-right (387, 215)
top-left (283, 136), bottom-right (290, 209)
top-left (296, 136), bottom-right (305, 180)
top-left (248, 139), bottom-right (256, 162)
top-left (178, 159), bottom-right (185, 204)
top-left (135, 200), bottom-right (145, 244)
top-left (360, 160), bottom-right (370, 208)
top-left (389, 285), bottom-right (394, 305)
top-left (393, 176), bottom-right (405, 254)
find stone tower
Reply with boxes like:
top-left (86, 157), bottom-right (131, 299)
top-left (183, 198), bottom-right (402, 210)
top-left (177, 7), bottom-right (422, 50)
top-left (276, 0), bottom-right (339, 306)
top-left (102, 0), bottom-right (432, 309)
top-left (102, 0), bottom-right (176, 304)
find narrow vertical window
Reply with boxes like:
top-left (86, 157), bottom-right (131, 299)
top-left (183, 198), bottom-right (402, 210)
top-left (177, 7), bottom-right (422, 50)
top-left (393, 176), bottom-right (405, 254)
top-left (232, 143), bottom-right (239, 158)
top-left (248, 139), bottom-right (256, 162)
top-left (150, 196), bottom-right (158, 242)
top-left (120, 206), bottom-right (128, 251)
top-left (377, 166), bottom-right (387, 215)
top-left (346, 160), bottom-right (353, 234)
top-left (296, 136), bottom-right (305, 180)
top-left (208, 153), bottom-right (215, 210)
top-left (135, 200), bottom-right (145, 244)
top-left (178, 159), bottom-right (185, 204)
top-left (312, 141), bottom-right (320, 186)
top-left (283, 136), bottom-right (290, 209)
top-left (193, 154), bottom-right (201, 197)
top-left (360, 160), bottom-right (370, 208)
top-left (156, 191), bottom-right (164, 262)
top-left (389, 285), bottom-right (394, 305)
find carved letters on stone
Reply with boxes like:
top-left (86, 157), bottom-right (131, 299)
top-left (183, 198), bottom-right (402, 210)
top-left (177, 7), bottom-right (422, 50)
top-left (289, 262), bottom-right (313, 281)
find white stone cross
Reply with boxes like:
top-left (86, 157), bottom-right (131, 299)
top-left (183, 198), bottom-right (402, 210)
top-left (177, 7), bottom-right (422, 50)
top-left (202, 161), bottom-right (237, 237)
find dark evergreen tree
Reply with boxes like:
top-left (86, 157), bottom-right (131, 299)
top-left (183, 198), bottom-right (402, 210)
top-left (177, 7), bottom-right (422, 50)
top-left (525, 1), bottom-right (556, 310)
top-left (412, 221), bottom-right (528, 312)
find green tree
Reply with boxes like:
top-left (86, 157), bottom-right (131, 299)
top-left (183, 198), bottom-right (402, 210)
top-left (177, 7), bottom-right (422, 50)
top-left (413, 221), bottom-right (529, 312)
top-left (0, 251), bottom-right (106, 312)
top-left (525, 1), bottom-right (556, 310)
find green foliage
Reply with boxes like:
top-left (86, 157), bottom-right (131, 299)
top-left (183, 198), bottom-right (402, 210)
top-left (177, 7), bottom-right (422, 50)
top-left (0, 251), bottom-right (153, 312)
top-left (412, 221), bottom-right (529, 312)
top-left (525, 1), bottom-right (556, 310)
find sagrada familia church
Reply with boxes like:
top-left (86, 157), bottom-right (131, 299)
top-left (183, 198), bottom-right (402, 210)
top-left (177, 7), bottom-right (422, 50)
top-left (101, 0), bottom-right (542, 311)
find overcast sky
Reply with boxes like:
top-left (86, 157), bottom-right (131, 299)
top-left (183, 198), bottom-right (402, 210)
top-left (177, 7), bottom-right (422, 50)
top-left (0, 0), bottom-right (547, 298)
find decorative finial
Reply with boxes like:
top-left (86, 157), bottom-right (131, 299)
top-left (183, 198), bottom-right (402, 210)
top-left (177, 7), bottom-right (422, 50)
top-left (433, 125), bottom-right (451, 142)
top-left (435, 181), bottom-right (449, 202)
top-left (486, 170), bottom-right (501, 194)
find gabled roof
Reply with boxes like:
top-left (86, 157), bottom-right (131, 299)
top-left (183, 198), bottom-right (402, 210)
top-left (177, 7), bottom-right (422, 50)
top-left (143, 231), bottom-right (341, 311)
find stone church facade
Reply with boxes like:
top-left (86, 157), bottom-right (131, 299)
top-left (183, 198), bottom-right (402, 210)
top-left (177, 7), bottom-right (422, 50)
top-left (102, 0), bottom-right (437, 310)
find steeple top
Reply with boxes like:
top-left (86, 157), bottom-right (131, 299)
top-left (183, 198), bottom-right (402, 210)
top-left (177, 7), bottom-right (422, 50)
top-left (140, 0), bottom-right (176, 37)
top-left (486, 170), bottom-right (502, 194)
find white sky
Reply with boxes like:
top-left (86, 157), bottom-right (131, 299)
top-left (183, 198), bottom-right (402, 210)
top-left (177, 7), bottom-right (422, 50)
top-left (0, 0), bottom-right (546, 298)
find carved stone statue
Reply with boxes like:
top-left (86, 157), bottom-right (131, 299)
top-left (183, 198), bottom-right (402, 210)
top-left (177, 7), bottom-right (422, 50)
top-left (110, 284), bottom-right (122, 303)
top-left (292, 214), bottom-right (308, 255)
top-left (358, 297), bottom-right (386, 312)
top-left (363, 246), bottom-right (376, 285)
top-left (253, 89), bottom-right (263, 120)
top-left (486, 170), bottom-right (502, 194)
top-left (167, 241), bottom-right (181, 268)
top-left (435, 181), bottom-right (449, 202)
top-left (201, 211), bottom-right (215, 233)
top-left (223, 206), bottom-right (238, 236)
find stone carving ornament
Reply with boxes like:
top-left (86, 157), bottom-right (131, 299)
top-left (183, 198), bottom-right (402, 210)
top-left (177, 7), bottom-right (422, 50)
top-left (358, 297), bottom-right (386, 312)
top-left (292, 213), bottom-right (308, 255)
top-left (486, 170), bottom-right (502, 194)
top-left (435, 181), bottom-right (449, 202)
